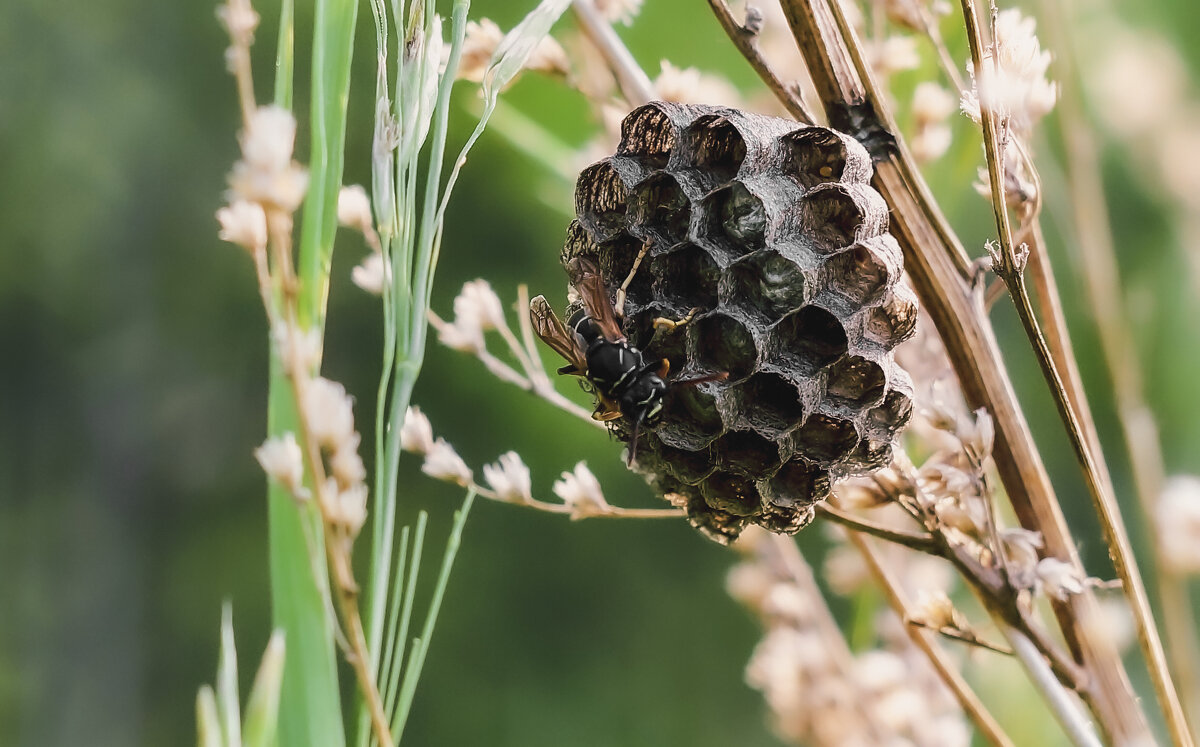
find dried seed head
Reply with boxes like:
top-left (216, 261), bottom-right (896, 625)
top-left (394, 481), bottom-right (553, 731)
top-left (458, 19), bottom-right (505, 83)
top-left (653, 61), bottom-right (741, 106)
top-left (483, 451), bottom-right (533, 504)
top-left (352, 253), bottom-right (390, 295)
top-left (422, 438), bottom-right (473, 486)
top-left (337, 184), bottom-right (374, 234)
top-left (594, 0), bottom-right (644, 26)
top-left (229, 105), bottom-right (309, 211)
top-left (400, 406), bottom-right (435, 454)
top-left (1157, 475), bottom-right (1200, 573)
top-left (553, 462), bottom-right (611, 519)
top-left (255, 432), bottom-right (306, 496)
top-left (560, 101), bottom-right (916, 542)
top-left (272, 321), bottom-right (322, 372)
top-left (960, 9), bottom-right (1057, 135)
top-left (216, 200), bottom-right (268, 251)
top-left (303, 377), bottom-right (356, 449)
top-left (1035, 557), bottom-right (1086, 601)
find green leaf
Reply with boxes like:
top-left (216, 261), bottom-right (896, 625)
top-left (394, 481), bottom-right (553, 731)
top-left (216, 604), bottom-right (241, 747)
top-left (197, 686), bottom-right (224, 747)
top-left (242, 632), bottom-right (287, 747)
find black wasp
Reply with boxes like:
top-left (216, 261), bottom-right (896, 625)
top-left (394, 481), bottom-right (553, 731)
top-left (530, 250), bottom-right (724, 463)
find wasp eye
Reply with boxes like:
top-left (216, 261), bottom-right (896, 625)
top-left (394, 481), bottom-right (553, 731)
top-left (563, 102), bottom-right (914, 544)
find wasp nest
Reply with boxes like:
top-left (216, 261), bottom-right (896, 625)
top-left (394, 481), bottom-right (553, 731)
top-left (563, 101), bottom-right (916, 543)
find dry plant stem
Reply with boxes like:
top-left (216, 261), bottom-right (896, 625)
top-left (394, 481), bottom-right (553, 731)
top-left (959, 2), bottom-right (1191, 742)
top-left (470, 482), bottom-right (683, 519)
top-left (847, 531), bottom-right (1016, 747)
top-left (770, 0), bottom-right (1152, 739)
top-left (1046, 0), bottom-right (1200, 721)
top-left (704, 0), bottom-right (815, 124)
top-left (1002, 623), bottom-right (1103, 747)
top-left (815, 503), bottom-right (938, 554)
top-left (570, 0), bottom-right (655, 105)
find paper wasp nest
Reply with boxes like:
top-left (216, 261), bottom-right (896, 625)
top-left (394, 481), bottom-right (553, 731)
top-left (563, 102), bottom-right (916, 543)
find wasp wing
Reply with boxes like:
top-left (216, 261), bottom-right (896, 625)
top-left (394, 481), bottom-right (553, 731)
top-left (566, 257), bottom-right (625, 342)
top-left (530, 295), bottom-right (589, 375)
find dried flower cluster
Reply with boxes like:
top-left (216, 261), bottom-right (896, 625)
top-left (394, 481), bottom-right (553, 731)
top-left (729, 528), bottom-right (969, 747)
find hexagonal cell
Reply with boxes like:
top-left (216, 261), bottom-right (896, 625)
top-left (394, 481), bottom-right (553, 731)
top-left (720, 249), bottom-right (812, 323)
top-left (628, 172), bottom-right (691, 245)
top-left (796, 184), bottom-right (866, 254)
top-left (713, 430), bottom-right (781, 478)
top-left (762, 459), bottom-right (831, 509)
top-left (823, 237), bottom-right (901, 306)
top-left (651, 243), bottom-right (720, 311)
top-left (595, 233), bottom-right (653, 311)
top-left (732, 372), bottom-right (805, 437)
top-left (625, 307), bottom-right (688, 373)
top-left (843, 438), bottom-right (893, 473)
top-left (700, 471), bottom-right (763, 516)
top-left (824, 355), bottom-right (886, 408)
top-left (655, 380), bottom-right (724, 451)
top-left (782, 127), bottom-right (871, 190)
top-left (769, 306), bottom-right (848, 376)
top-left (559, 220), bottom-right (598, 266)
top-left (684, 114), bottom-right (747, 185)
top-left (691, 311), bottom-right (758, 381)
top-left (575, 160), bottom-right (635, 241)
top-left (864, 285), bottom-right (918, 348)
top-left (790, 414), bottom-right (859, 465)
top-left (702, 181), bottom-right (767, 252)
top-left (618, 103), bottom-right (678, 168)
top-left (867, 388), bottom-right (914, 433)
top-left (655, 440), bottom-right (716, 485)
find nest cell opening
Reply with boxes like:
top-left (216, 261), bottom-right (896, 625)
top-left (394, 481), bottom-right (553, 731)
top-left (625, 308), bottom-right (688, 375)
top-left (791, 414), bottom-right (859, 465)
top-left (700, 471), bottom-right (763, 516)
top-left (868, 389), bottom-right (914, 432)
top-left (576, 161), bottom-right (630, 241)
top-left (798, 185), bottom-right (864, 254)
top-left (824, 243), bottom-right (895, 306)
top-left (765, 459), bottom-right (831, 508)
top-left (630, 172), bottom-right (691, 245)
top-left (596, 233), bottom-right (654, 310)
top-left (771, 306), bottom-right (848, 376)
top-left (685, 115), bottom-right (747, 184)
top-left (734, 372), bottom-right (805, 437)
top-left (714, 430), bottom-right (781, 478)
top-left (721, 249), bottom-right (810, 323)
top-left (863, 286), bottom-right (919, 348)
top-left (653, 440), bottom-right (715, 485)
top-left (845, 438), bottom-right (893, 472)
top-left (655, 381), bottom-right (724, 451)
top-left (692, 311), bottom-right (758, 381)
top-left (651, 243), bottom-right (720, 311)
top-left (783, 127), bottom-right (858, 190)
top-left (618, 104), bottom-right (676, 168)
top-left (824, 355), bottom-right (886, 409)
top-left (704, 181), bottom-right (767, 253)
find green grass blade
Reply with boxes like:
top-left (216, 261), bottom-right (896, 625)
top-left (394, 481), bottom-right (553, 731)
top-left (273, 0), bottom-right (294, 109)
top-left (392, 491), bottom-right (476, 740)
top-left (242, 632), bottom-right (287, 747)
top-left (216, 604), bottom-right (241, 747)
top-left (197, 686), bottom-right (224, 747)
top-left (268, 367), bottom-right (344, 747)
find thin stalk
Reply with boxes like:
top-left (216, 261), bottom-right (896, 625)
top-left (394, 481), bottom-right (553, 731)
top-left (571, 0), bottom-right (655, 105)
top-left (1001, 624), bottom-right (1103, 747)
top-left (958, 2), bottom-right (1191, 743)
top-left (393, 492), bottom-right (476, 741)
top-left (273, 0), bottom-right (294, 108)
top-left (848, 532), bottom-right (1016, 747)
top-left (705, 0), bottom-right (816, 124)
top-left (815, 503), bottom-right (939, 554)
top-left (1045, 0), bottom-right (1200, 724)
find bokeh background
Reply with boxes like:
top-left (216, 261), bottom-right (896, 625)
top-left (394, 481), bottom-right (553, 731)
top-left (3, 0), bottom-right (1200, 745)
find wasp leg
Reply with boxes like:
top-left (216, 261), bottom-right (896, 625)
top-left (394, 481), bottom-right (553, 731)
top-left (614, 240), bottom-right (652, 319)
top-left (657, 358), bottom-right (670, 379)
top-left (592, 396), bottom-right (623, 422)
top-left (652, 307), bottom-right (699, 333)
top-left (557, 364), bottom-right (585, 376)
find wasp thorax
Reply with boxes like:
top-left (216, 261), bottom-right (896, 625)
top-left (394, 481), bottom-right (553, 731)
top-left (563, 102), bottom-right (916, 544)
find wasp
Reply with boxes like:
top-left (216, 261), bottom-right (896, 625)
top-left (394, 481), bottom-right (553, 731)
top-left (530, 247), bottom-right (723, 463)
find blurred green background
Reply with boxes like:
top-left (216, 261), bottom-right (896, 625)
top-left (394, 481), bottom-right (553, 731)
top-left (3, 1), bottom-right (1199, 745)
